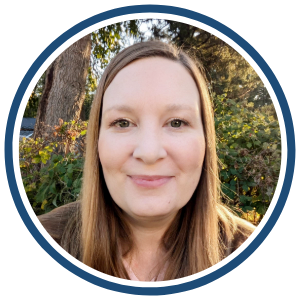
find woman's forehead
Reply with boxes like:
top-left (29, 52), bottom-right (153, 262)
top-left (103, 57), bottom-right (200, 113)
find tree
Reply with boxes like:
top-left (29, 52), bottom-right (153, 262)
top-left (31, 21), bottom-right (142, 136)
top-left (33, 34), bottom-right (92, 138)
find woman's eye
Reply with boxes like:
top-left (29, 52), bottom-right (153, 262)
top-left (118, 120), bottom-right (130, 127)
top-left (170, 119), bottom-right (182, 128)
top-left (167, 118), bottom-right (189, 128)
top-left (110, 119), bottom-right (133, 128)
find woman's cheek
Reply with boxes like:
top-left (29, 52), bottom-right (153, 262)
top-left (168, 134), bottom-right (205, 173)
top-left (98, 133), bottom-right (133, 173)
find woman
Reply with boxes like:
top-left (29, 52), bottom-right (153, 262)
top-left (38, 40), bottom-right (255, 281)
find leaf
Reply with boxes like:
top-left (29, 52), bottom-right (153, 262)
top-left (73, 188), bottom-right (81, 195)
top-left (41, 158), bottom-right (48, 164)
top-left (242, 206), bottom-right (253, 212)
top-left (50, 182), bottom-right (57, 194)
top-left (67, 178), bottom-right (73, 188)
top-left (63, 174), bottom-right (69, 183)
top-left (32, 156), bottom-right (41, 164)
top-left (239, 195), bottom-right (248, 204)
top-left (256, 205), bottom-right (266, 215)
top-left (221, 172), bottom-right (229, 180)
top-left (41, 200), bottom-right (48, 210)
top-left (52, 195), bottom-right (58, 207)
top-left (49, 169), bottom-right (54, 178)
top-left (246, 142), bottom-right (252, 149)
top-left (229, 150), bottom-right (238, 157)
top-left (230, 169), bottom-right (237, 175)
top-left (67, 164), bottom-right (74, 173)
top-left (242, 184), bottom-right (249, 192)
top-left (80, 130), bottom-right (87, 136)
top-left (59, 166), bottom-right (66, 174)
top-left (262, 142), bottom-right (269, 149)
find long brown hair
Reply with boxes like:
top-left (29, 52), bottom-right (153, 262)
top-left (79, 40), bottom-right (241, 280)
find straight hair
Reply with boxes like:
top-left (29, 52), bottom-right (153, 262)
top-left (79, 40), bottom-right (240, 280)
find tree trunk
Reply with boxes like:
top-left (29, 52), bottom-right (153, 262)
top-left (33, 34), bottom-right (91, 139)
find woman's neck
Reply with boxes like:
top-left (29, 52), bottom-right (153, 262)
top-left (123, 212), bottom-right (177, 281)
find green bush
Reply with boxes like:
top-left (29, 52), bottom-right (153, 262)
top-left (214, 94), bottom-right (281, 222)
top-left (32, 154), bottom-right (83, 214)
top-left (19, 119), bottom-right (87, 214)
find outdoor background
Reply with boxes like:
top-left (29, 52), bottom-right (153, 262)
top-left (19, 19), bottom-right (281, 225)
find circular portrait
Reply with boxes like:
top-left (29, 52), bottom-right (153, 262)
top-left (19, 19), bottom-right (281, 282)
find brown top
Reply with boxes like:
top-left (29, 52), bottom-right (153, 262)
top-left (38, 201), bottom-right (256, 273)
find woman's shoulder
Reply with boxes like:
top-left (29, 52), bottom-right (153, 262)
top-left (230, 216), bottom-right (256, 253)
top-left (37, 201), bottom-right (81, 244)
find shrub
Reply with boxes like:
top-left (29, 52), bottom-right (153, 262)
top-left (19, 119), bottom-right (87, 214)
top-left (214, 94), bottom-right (281, 223)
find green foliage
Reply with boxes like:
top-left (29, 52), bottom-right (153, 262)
top-left (91, 23), bottom-right (124, 70)
top-left (34, 154), bottom-right (83, 214)
top-left (20, 119), bottom-right (87, 214)
top-left (215, 94), bottom-right (281, 220)
top-left (23, 153), bottom-right (83, 214)
top-left (91, 20), bottom-right (140, 70)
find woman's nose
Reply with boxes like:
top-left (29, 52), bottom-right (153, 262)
top-left (132, 128), bottom-right (167, 164)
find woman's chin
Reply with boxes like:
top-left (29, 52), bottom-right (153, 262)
top-left (126, 205), bottom-right (179, 223)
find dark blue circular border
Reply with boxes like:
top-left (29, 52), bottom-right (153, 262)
top-left (5, 5), bottom-right (295, 296)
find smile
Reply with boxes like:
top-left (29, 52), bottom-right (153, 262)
top-left (128, 175), bottom-right (173, 188)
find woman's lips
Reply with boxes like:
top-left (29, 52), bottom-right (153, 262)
top-left (128, 175), bottom-right (173, 188)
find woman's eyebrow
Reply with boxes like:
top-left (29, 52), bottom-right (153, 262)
top-left (165, 104), bottom-right (198, 112)
top-left (103, 103), bottom-right (197, 115)
top-left (103, 104), bottom-right (134, 115)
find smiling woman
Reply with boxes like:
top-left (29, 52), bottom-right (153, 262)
top-left (99, 57), bottom-right (205, 222)
top-left (38, 40), bottom-right (255, 281)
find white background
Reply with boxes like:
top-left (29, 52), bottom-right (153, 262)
top-left (1, 1), bottom-right (299, 299)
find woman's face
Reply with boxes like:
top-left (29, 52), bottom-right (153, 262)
top-left (98, 57), bottom-right (206, 222)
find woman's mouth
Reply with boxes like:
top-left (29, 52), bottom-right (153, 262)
top-left (128, 175), bottom-right (173, 188)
